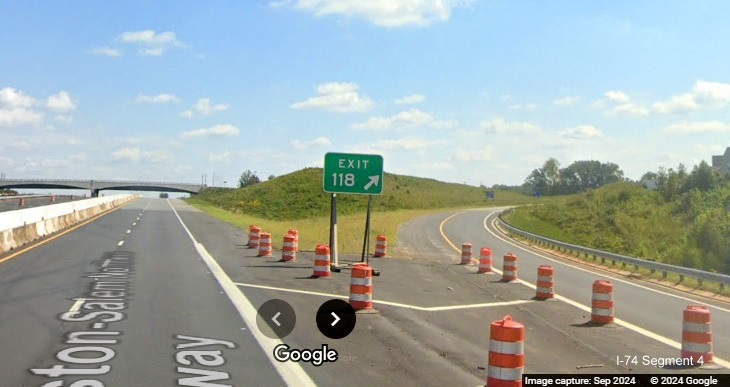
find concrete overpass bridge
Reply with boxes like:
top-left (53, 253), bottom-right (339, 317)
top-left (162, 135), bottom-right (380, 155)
top-left (0, 179), bottom-right (206, 197)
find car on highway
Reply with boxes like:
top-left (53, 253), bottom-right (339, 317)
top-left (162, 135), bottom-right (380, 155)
top-left (159, 192), bottom-right (169, 198)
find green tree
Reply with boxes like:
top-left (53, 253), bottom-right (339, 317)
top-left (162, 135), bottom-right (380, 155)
top-left (239, 170), bottom-right (261, 188)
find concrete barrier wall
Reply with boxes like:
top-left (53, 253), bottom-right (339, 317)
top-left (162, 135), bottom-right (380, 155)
top-left (0, 194), bottom-right (138, 254)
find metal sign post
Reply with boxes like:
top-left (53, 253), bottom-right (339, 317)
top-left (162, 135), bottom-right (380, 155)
top-left (329, 193), bottom-right (338, 268)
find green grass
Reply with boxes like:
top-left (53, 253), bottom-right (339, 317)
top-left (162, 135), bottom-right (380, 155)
top-left (193, 168), bottom-right (541, 221)
top-left (187, 198), bottom-right (479, 254)
top-left (186, 168), bottom-right (549, 255)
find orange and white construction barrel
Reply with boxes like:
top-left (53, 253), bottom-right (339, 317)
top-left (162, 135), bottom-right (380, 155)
top-left (591, 280), bottom-right (614, 324)
top-left (535, 265), bottom-right (555, 300)
top-left (502, 253), bottom-right (518, 282)
top-left (681, 305), bottom-right (713, 364)
top-left (349, 263), bottom-right (373, 310)
top-left (478, 247), bottom-right (494, 273)
top-left (258, 232), bottom-right (272, 257)
top-left (374, 235), bottom-right (387, 258)
top-left (312, 244), bottom-right (331, 278)
top-left (460, 242), bottom-right (473, 265)
top-left (249, 226), bottom-right (261, 249)
top-left (486, 315), bottom-right (524, 387)
top-left (282, 234), bottom-right (297, 262)
top-left (287, 229), bottom-right (299, 251)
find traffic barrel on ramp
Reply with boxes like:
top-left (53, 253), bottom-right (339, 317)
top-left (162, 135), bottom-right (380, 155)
top-left (247, 225), bottom-right (258, 247)
top-left (312, 244), bottom-right (331, 278)
top-left (487, 315), bottom-right (524, 387)
top-left (349, 263), bottom-right (373, 311)
top-left (258, 232), bottom-right (272, 257)
top-left (281, 234), bottom-right (296, 262)
top-left (535, 265), bottom-right (555, 300)
top-left (478, 247), bottom-right (494, 273)
top-left (502, 253), bottom-right (518, 282)
top-left (287, 229), bottom-right (299, 251)
top-left (374, 235), bottom-right (387, 257)
top-left (681, 305), bottom-right (714, 366)
top-left (249, 226), bottom-right (261, 249)
top-left (591, 280), bottom-right (614, 325)
top-left (19, 198), bottom-right (25, 207)
top-left (460, 242), bottom-right (473, 265)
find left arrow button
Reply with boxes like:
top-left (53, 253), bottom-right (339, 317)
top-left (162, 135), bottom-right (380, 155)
top-left (256, 299), bottom-right (296, 339)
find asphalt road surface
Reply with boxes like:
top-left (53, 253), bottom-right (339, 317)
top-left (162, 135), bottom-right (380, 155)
top-left (0, 200), bottom-right (728, 386)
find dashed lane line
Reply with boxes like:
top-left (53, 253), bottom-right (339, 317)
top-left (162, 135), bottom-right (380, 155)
top-left (234, 282), bottom-right (533, 311)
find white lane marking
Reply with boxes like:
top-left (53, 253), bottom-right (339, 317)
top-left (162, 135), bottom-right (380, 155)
top-left (234, 282), bottom-right (533, 311)
top-left (117, 241), bottom-right (124, 247)
top-left (67, 299), bottom-right (86, 315)
top-left (133, 222), bottom-right (137, 226)
top-left (486, 214), bottom-right (730, 314)
top-left (101, 259), bottom-right (111, 268)
top-left (126, 229), bottom-right (131, 234)
top-left (167, 200), bottom-right (316, 386)
top-left (467, 211), bottom-right (730, 369)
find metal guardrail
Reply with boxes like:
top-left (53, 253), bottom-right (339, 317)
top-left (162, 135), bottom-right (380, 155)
top-left (497, 208), bottom-right (730, 290)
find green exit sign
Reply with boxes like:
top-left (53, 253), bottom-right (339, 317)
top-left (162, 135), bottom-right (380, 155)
top-left (323, 152), bottom-right (384, 195)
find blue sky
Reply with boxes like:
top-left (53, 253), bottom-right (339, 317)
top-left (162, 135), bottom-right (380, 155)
top-left (2, 1), bottom-right (730, 190)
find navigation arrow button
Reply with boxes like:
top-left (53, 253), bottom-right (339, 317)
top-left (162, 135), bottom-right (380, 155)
top-left (272, 312), bottom-right (282, 327)
top-left (256, 299), bottom-right (296, 339)
top-left (316, 299), bottom-right (356, 339)
top-left (331, 312), bottom-right (340, 326)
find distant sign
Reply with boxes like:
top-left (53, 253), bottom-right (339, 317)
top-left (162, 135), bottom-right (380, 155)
top-left (323, 152), bottom-right (384, 195)
top-left (486, 190), bottom-right (495, 199)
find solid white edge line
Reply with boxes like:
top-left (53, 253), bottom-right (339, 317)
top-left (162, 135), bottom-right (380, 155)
top-left (117, 241), bottom-right (124, 247)
top-left (167, 199), bottom-right (316, 386)
top-left (477, 210), bottom-right (730, 369)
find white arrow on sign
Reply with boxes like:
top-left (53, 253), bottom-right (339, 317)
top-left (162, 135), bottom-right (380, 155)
top-left (363, 175), bottom-right (380, 191)
top-left (272, 312), bottom-right (282, 327)
top-left (331, 312), bottom-right (340, 326)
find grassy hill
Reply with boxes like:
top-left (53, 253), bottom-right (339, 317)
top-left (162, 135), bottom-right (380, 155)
top-left (502, 181), bottom-right (730, 275)
top-left (191, 167), bottom-right (539, 221)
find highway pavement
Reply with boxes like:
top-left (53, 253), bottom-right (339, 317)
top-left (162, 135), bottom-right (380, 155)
top-left (0, 200), bottom-right (728, 386)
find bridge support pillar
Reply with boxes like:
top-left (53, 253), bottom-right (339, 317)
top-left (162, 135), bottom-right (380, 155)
top-left (91, 189), bottom-right (100, 197)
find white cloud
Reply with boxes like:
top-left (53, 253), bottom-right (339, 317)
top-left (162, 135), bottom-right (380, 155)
top-left (53, 115), bottom-right (73, 123)
top-left (111, 147), bottom-right (174, 164)
top-left (181, 124), bottom-right (240, 139)
top-left (195, 98), bottom-right (229, 115)
top-left (508, 103), bottom-right (537, 111)
top-left (554, 96), bottom-right (579, 107)
top-left (209, 151), bottom-right (232, 163)
top-left (662, 120), bottom-right (730, 134)
top-left (692, 80), bottom-right (730, 105)
top-left (46, 91), bottom-right (77, 112)
top-left (455, 145), bottom-right (496, 162)
top-left (112, 147), bottom-right (142, 162)
top-left (0, 87), bottom-right (44, 127)
top-left (118, 30), bottom-right (183, 56)
top-left (351, 108), bottom-right (443, 131)
top-left (559, 125), bottom-right (603, 140)
top-left (651, 93), bottom-right (697, 115)
top-left (290, 136), bottom-right (332, 150)
top-left (0, 87), bottom-right (35, 108)
top-left (416, 162), bottom-right (455, 171)
top-left (596, 90), bottom-right (649, 116)
top-left (291, 82), bottom-right (373, 112)
top-left (277, 0), bottom-right (474, 27)
top-left (90, 47), bottom-right (122, 57)
top-left (605, 91), bottom-right (630, 104)
top-left (481, 118), bottom-right (540, 135)
top-left (373, 138), bottom-right (444, 150)
top-left (135, 93), bottom-right (181, 104)
top-left (180, 98), bottom-right (229, 117)
top-left (119, 30), bottom-right (180, 45)
top-left (395, 94), bottom-right (425, 105)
